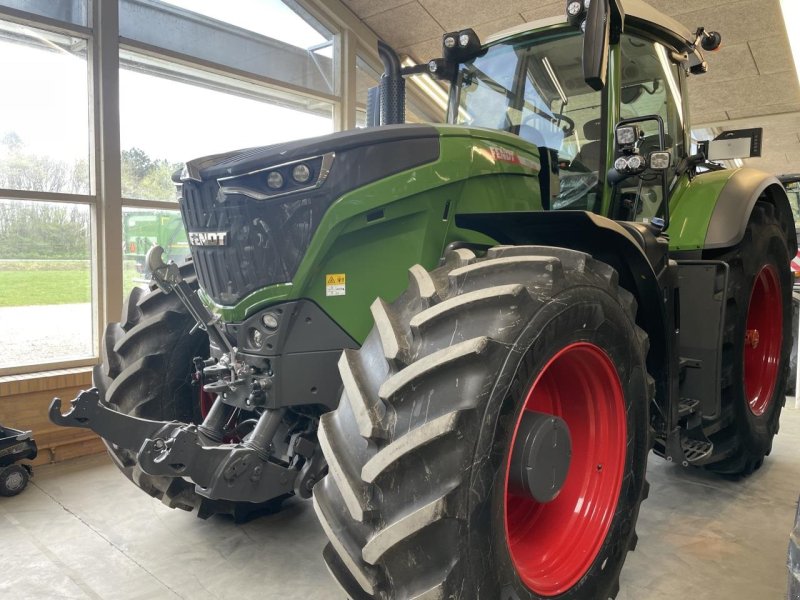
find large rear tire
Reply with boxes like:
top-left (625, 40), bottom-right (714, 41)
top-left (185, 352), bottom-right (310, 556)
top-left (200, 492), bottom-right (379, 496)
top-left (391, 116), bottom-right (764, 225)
top-left (703, 202), bottom-right (792, 476)
top-left (314, 247), bottom-right (651, 599)
top-left (94, 262), bottom-right (273, 519)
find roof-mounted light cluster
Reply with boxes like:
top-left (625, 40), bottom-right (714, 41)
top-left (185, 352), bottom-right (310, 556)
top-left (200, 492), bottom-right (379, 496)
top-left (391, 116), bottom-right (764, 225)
top-left (566, 0), bottom-right (591, 31)
top-left (441, 28), bottom-right (482, 64)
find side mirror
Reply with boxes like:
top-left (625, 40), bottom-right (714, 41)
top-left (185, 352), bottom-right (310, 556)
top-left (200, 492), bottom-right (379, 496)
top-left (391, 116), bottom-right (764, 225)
top-left (566, 0), bottom-right (625, 91)
top-left (698, 128), bottom-right (763, 161)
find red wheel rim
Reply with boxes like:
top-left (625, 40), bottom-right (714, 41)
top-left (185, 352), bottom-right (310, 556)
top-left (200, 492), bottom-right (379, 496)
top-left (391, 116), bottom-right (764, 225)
top-left (504, 342), bottom-right (627, 596)
top-left (744, 264), bottom-right (783, 416)
top-left (199, 387), bottom-right (216, 419)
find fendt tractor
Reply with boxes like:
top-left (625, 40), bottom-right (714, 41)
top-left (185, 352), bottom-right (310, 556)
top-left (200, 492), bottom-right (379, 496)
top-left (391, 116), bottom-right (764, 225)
top-left (50, 0), bottom-right (795, 598)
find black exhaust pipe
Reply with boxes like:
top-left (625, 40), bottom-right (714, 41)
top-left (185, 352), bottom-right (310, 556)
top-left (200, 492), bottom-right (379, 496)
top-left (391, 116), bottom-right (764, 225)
top-left (377, 40), bottom-right (405, 126)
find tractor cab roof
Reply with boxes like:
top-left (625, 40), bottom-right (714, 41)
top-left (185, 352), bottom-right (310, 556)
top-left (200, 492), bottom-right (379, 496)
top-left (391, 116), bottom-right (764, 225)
top-left (485, 0), bottom-right (707, 73)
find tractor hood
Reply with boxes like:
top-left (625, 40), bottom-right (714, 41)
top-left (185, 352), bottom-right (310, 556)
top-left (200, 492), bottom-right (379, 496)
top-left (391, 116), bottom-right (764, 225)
top-left (178, 124), bottom-right (440, 183)
top-left (177, 125), bottom-right (442, 306)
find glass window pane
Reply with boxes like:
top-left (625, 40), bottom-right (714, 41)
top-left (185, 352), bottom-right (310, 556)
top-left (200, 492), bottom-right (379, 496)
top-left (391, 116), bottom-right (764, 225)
top-left (355, 56), bottom-right (443, 127)
top-left (0, 0), bottom-right (88, 27)
top-left (120, 52), bottom-right (335, 201)
top-left (119, 0), bottom-right (336, 95)
top-left (0, 199), bottom-right (94, 369)
top-left (0, 21), bottom-right (90, 194)
top-left (355, 55), bottom-right (380, 127)
top-left (619, 35), bottom-right (686, 223)
top-left (122, 208), bottom-right (189, 296)
top-left (457, 33), bottom-right (603, 211)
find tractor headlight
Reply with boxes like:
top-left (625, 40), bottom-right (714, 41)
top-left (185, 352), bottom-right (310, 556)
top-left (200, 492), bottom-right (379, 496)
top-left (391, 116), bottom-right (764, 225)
top-left (613, 154), bottom-right (647, 173)
top-left (627, 154), bottom-right (645, 171)
top-left (292, 163), bottom-right (312, 184)
top-left (649, 151), bottom-right (671, 170)
top-left (566, 0), bottom-right (586, 26)
top-left (267, 171), bottom-right (284, 190)
top-left (615, 126), bottom-right (638, 147)
top-left (261, 312), bottom-right (279, 330)
top-left (216, 153), bottom-right (334, 201)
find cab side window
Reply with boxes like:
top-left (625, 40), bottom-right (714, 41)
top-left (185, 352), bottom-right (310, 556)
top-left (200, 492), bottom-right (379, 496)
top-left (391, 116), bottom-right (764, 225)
top-left (618, 34), bottom-right (686, 222)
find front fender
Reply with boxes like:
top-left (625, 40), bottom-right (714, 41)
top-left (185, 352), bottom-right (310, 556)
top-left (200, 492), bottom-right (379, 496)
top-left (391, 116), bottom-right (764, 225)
top-left (455, 210), bottom-right (669, 389)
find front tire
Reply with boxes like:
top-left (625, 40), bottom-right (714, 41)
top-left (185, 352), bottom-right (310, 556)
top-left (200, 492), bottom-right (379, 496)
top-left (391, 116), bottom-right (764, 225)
top-left (314, 246), bottom-right (651, 599)
top-left (94, 262), bottom-right (274, 519)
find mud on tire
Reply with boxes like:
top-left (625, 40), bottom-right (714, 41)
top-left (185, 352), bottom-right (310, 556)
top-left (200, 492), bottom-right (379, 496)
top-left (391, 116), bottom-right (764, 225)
top-left (314, 246), bottom-right (652, 600)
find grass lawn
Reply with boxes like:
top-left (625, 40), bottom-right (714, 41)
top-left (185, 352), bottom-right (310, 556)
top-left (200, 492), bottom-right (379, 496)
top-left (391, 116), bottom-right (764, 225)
top-left (0, 260), bottom-right (148, 307)
top-left (0, 269), bottom-right (91, 307)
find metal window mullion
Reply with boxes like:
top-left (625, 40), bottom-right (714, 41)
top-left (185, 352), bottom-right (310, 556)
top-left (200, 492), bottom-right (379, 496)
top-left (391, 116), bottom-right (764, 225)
top-left (337, 28), bottom-right (356, 131)
top-left (119, 38), bottom-right (340, 106)
top-left (0, 357), bottom-right (97, 378)
top-left (0, 189), bottom-right (95, 205)
top-left (302, 0), bottom-right (378, 54)
top-left (121, 197), bottom-right (183, 211)
top-left (92, 0), bottom-right (122, 347)
top-left (0, 5), bottom-right (91, 37)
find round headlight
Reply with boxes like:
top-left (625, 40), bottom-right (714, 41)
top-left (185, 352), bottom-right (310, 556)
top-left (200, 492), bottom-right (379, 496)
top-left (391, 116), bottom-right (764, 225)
top-left (444, 36), bottom-right (456, 49)
top-left (261, 312), bottom-right (279, 330)
top-left (292, 163), bottom-right (312, 184)
top-left (266, 171), bottom-right (284, 190)
top-left (567, 1), bottom-right (582, 16)
top-left (249, 328), bottom-right (263, 348)
top-left (459, 33), bottom-right (470, 47)
top-left (627, 155), bottom-right (645, 170)
top-left (614, 157), bottom-right (629, 171)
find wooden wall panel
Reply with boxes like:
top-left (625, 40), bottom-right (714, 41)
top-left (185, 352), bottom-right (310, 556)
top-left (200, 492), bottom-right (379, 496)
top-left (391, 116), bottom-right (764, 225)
top-left (0, 368), bottom-right (105, 466)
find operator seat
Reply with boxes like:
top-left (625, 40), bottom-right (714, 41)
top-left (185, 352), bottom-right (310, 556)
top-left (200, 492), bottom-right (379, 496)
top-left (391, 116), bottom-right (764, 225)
top-left (575, 118), bottom-right (603, 169)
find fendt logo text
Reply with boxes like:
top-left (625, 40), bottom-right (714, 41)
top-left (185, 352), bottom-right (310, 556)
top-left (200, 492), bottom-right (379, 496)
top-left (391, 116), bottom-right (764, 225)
top-left (188, 231), bottom-right (228, 247)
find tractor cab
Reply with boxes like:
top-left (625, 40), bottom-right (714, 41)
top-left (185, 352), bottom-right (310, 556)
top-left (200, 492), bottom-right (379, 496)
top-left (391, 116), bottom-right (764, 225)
top-left (440, 2), bottom-right (720, 232)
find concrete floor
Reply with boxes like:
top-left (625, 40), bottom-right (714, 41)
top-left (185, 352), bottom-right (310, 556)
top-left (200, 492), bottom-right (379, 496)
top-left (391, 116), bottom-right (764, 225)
top-left (2, 410), bottom-right (799, 600)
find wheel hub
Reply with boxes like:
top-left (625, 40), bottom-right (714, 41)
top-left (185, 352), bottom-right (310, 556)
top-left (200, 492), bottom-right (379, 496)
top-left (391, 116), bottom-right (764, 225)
top-left (5, 470), bottom-right (24, 491)
top-left (509, 411), bottom-right (572, 503)
top-left (745, 328), bottom-right (760, 349)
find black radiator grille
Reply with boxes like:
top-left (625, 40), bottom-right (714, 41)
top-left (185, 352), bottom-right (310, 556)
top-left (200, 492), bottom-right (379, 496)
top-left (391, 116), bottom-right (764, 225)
top-left (180, 180), bottom-right (323, 306)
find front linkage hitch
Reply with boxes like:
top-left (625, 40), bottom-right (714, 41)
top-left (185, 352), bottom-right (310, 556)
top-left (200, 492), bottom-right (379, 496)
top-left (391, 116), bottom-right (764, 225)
top-left (49, 247), bottom-right (326, 503)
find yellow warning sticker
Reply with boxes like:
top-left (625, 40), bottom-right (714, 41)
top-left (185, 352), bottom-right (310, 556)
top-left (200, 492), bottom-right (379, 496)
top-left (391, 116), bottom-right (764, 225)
top-left (325, 273), bottom-right (346, 296)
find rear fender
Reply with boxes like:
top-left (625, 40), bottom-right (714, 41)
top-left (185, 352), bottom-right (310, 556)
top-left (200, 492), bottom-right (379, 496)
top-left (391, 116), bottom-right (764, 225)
top-left (705, 169), bottom-right (797, 254)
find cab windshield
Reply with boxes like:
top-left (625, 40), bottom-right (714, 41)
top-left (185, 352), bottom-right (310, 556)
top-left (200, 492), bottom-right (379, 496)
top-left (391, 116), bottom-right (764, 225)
top-left (454, 32), bottom-right (603, 210)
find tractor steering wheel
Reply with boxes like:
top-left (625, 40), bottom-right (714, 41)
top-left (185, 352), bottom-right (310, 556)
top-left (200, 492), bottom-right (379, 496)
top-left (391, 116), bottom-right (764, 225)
top-left (522, 110), bottom-right (575, 136)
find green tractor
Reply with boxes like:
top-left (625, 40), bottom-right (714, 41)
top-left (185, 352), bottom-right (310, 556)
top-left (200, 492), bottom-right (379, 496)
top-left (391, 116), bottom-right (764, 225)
top-left (51, 0), bottom-right (795, 597)
top-left (122, 210), bottom-right (188, 280)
